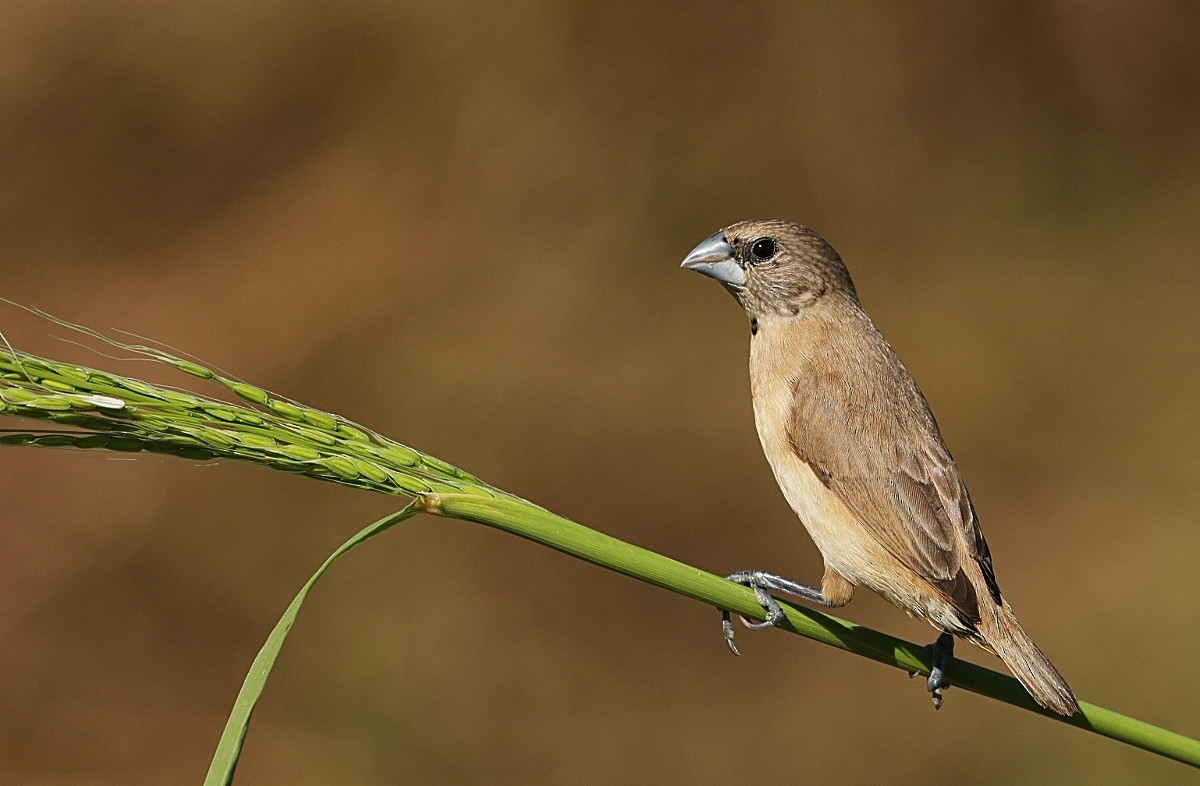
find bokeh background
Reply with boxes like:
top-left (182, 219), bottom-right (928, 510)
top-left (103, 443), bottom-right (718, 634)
top-left (2, 2), bottom-right (1198, 783)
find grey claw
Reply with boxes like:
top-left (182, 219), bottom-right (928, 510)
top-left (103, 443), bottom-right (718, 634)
top-left (721, 611), bottom-right (741, 656)
top-left (925, 632), bottom-right (954, 710)
top-left (928, 670), bottom-right (947, 709)
top-left (739, 584), bottom-right (785, 629)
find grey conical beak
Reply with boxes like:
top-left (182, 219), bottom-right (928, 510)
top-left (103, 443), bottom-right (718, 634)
top-left (680, 230), bottom-right (745, 287)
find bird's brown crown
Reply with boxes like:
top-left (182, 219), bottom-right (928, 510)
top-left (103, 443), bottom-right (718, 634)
top-left (723, 220), bottom-right (859, 317)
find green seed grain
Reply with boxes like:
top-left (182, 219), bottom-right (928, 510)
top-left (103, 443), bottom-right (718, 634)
top-left (40, 379), bottom-right (78, 393)
top-left (300, 409), bottom-right (338, 431)
top-left (195, 427), bottom-right (237, 449)
top-left (238, 433), bottom-right (278, 448)
top-left (321, 456), bottom-right (360, 479)
top-left (52, 365), bottom-right (91, 384)
top-left (351, 459), bottom-right (389, 483)
top-left (87, 371), bottom-right (121, 386)
top-left (376, 444), bottom-right (419, 467)
top-left (228, 382), bottom-right (269, 405)
top-left (291, 426), bottom-right (337, 447)
top-left (121, 379), bottom-right (168, 400)
top-left (26, 396), bottom-right (74, 411)
top-left (203, 405), bottom-right (240, 422)
top-left (175, 361), bottom-right (215, 379)
top-left (421, 454), bottom-right (460, 476)
top-left (1, 388), bottom-right (39, 404)
top-left (337, 424), bottom-right (370, 443)
top-left (279, 444), bottom-right (322, 461)
top-left (268, 400), bottom-right (305, 422)
top-left (393, 475), bottom-right (433, 495)
top-left (161, 389), bottom-right (202, 406)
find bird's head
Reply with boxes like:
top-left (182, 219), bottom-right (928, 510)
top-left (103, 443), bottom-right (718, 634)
top-left (681, 219), bottom-right (858, 319)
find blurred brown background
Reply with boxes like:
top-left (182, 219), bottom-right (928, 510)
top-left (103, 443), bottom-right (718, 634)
top-left (2, 2), bottom-right (1198, 784)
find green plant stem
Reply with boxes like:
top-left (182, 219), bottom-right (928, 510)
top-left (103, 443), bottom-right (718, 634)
top-left (424, 492), bottom-right (1200, 769)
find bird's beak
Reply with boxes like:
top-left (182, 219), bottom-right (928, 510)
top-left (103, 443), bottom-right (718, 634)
top-left (680, 230), bottom-right (745, 287)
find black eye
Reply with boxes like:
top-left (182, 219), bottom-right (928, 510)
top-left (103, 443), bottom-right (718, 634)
top-left (750, 237), bottom-right (776, 262)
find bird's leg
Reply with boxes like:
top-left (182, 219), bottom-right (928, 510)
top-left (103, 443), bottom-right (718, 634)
top-left (926, 631), bottom-right (955, 710)
top-left (720, 570), bottom-right (832, 656)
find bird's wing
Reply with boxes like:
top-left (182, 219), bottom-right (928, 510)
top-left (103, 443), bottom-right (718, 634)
top-left (786, 365), bottom-right (1000, 624)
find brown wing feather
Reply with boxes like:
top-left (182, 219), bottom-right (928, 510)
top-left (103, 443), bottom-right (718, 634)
top-left (785, 318), bottom-right (999, 625)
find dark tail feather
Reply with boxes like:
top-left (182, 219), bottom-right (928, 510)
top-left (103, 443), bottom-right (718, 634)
top-left (983, 603), bottom-right (1079, 716)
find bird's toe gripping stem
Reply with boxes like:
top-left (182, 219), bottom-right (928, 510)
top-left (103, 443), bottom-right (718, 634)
top-left (719, 570), bottom-right (826, 656)
top-left (925, 631), bottom-right (955, 709)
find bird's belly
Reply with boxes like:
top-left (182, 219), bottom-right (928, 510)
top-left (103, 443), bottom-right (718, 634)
top-left (765, 451), bottom-right (884, 584)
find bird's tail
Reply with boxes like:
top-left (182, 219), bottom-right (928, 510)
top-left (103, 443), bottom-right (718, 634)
top-left (981, 601), bottom-right (1079, 716)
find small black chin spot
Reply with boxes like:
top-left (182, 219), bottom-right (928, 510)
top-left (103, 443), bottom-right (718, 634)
top-left (750, 316), bottom-right (759, 336)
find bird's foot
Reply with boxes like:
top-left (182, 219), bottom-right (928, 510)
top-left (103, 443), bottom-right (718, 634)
top-left (719, 570), bottom-right (825, 656)
top-left (926, 632), bottom-right (955, 710)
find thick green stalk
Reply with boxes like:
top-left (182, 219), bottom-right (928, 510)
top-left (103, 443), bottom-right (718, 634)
top-left (424, 492), bottom-right (1200, 768)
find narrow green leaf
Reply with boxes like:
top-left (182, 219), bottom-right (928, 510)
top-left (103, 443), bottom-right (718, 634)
top-left (204, 501), bottom-right (423, 786)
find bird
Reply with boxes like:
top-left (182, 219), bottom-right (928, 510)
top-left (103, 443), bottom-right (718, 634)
top-left (680, 219), bottom-right (1078, 716)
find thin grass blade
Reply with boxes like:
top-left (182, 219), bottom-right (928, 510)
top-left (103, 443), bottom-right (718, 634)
top-left (204, 502), bottom-right (423, 786)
